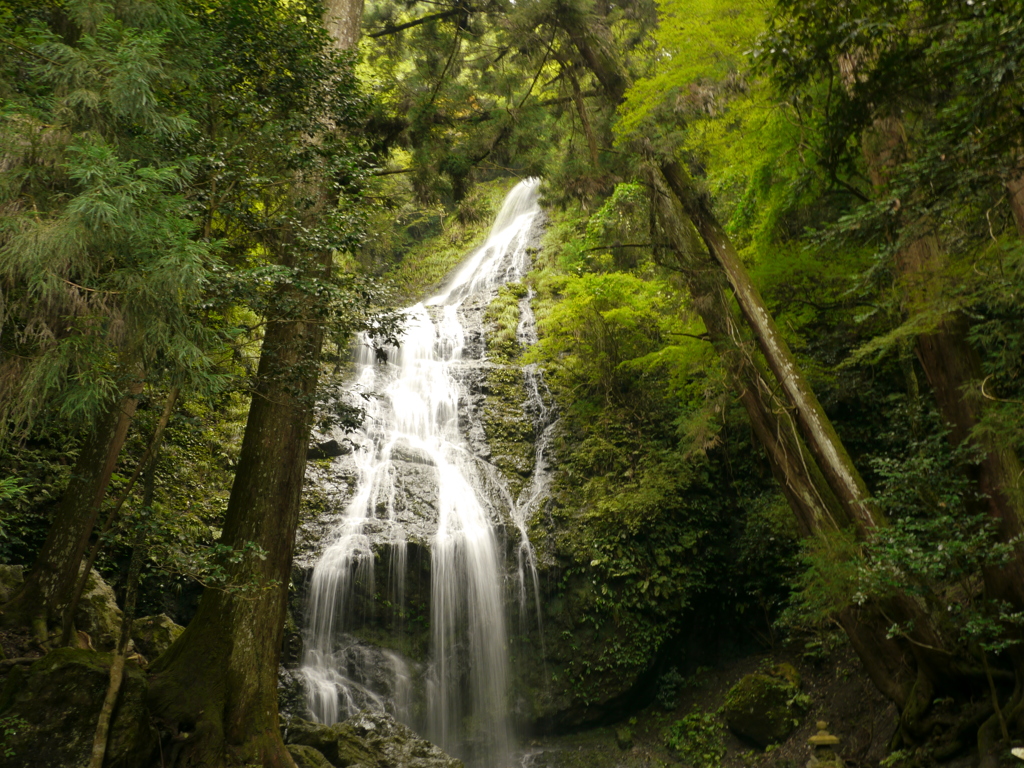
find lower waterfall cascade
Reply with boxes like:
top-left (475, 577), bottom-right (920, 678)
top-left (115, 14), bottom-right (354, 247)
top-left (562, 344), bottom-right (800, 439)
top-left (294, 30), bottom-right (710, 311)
top-left (298, 178), bottom-right (552, 768)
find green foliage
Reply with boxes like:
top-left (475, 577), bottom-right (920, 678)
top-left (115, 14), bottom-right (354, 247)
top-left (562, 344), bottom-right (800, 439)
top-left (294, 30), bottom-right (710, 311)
top-left (783, 429), bottom-right (1024, 656)
top-left (485, 281), bottom-right (528, 363)
top-left (0, 0), bottom-right (223, 437)
top-left (665, 710), bottom-right (726, 768)
top-left (655, 667), bottom-right (685, 710)
top-left (0, 715), bottom-right (28, 759)
top-left (617, 0), bottom-right (764, 144)
top-left (529, 193), bottom-right (797, 701)
top-left (0, 438), bottom-right (76, 564)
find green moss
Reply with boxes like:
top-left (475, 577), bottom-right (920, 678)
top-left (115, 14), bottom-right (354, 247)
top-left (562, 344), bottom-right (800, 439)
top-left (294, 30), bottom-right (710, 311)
top-left (386, 179), bottom-right (516, 304)
top-left (481, 283), bottom-right (536, 498)
top-left (0, 648), bottom-right (156, 768)
top-left (722, 671), bottom-right (807, 748)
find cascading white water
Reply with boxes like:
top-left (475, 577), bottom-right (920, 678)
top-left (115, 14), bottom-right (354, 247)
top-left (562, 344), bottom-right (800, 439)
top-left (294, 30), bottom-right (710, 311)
top-left (300, 179), bottom-right (544, 767)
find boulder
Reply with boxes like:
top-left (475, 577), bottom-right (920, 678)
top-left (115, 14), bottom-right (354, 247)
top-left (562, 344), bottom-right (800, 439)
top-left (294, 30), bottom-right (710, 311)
top-left (0, 648), bottom-right (156, 768)
top-left (75, 569), bottom-right (122, 652)
top-left (309, 440), bottom-right (351, 460)
top-left (0, 565), bottom-right (24, 603)
top-left (284, 710), bottom-right (462, 768)
top-left (289, 743), bottom-right (336, 768)
top-left (130, 614), bottom-right (184, 661)
top-left (722, 668), bottom-right (808, 748)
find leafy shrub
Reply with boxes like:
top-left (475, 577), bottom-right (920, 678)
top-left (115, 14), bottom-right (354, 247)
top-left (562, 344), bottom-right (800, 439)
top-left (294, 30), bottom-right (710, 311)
top-left (665, 710), bottom-right (726, 768)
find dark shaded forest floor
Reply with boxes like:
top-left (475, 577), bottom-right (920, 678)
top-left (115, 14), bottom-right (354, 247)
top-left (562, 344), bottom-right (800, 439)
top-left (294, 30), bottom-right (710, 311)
top-left (522, 645), bottom-right (903, 768)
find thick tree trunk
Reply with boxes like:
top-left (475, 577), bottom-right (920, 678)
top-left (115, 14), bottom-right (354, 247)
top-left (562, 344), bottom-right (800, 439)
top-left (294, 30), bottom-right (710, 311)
top-left (2, 385), bottom-right (141, 637)
top-left (146, 8), bottom-right (361, 763)
top-left (323, 0), bottom-right (363, 52)
top-left (147, 291), bottom-right (325, 767)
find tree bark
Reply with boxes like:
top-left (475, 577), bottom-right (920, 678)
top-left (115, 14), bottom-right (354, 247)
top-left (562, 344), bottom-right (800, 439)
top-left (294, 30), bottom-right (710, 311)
top-left (657, 157), bottom-right (883, 533)
top-left (88, 452), bottom-right (158, 768)
top-left (61, 386), bottom-right (180, 648)
top-left (147, 285), bottom-right (326, 767)
top-left (145, 7), bottom-right (362, 765)
top-left (2, 383), bottom-right (141, 638)
top-left (324, 0), bottom-right (364, 52)
top-left (646, 159), bottom-right (944, 727)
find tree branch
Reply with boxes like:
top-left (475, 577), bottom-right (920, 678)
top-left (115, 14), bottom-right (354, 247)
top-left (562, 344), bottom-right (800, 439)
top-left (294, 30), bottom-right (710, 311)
top-left (368, 7), bottom-right (468, 38)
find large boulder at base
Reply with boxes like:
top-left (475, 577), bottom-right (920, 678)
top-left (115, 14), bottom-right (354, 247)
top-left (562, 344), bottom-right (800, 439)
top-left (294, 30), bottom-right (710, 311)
top-left (75, 568), bottom-right (122, 651)
top-left (0, 648), bottom-right (156, 768)
top-left (130, 614), bottom-right (184, 661)
top-left (284, 710), bottom-right (463, 768)
top-left (722, 666), bottom-right (808, 748)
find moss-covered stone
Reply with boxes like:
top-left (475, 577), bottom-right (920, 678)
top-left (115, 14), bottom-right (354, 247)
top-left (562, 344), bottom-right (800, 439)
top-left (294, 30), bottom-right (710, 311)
top-left (75, 568), bottom-right (122, 651)
top-left (722, 670), bottom-right (808, 748)
top-left (482, 367), bottom-right (536, 497)
top-left (0, 565), bottom-right (24, 604)
top-left (284, 711), bottom-right (462, 768)
top-left (615, 725), bottom-right (633, 750)
top-left (288, 743), bottom-right (336, 768)
top-left (0, 648), bottom-right (156, 768)
top-left (131, 614), bottom-right (184, 662)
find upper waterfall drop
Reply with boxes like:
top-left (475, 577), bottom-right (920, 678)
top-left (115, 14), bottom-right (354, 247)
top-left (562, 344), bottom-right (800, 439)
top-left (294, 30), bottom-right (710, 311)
top-left (298, 178), bottom-right (546, 768)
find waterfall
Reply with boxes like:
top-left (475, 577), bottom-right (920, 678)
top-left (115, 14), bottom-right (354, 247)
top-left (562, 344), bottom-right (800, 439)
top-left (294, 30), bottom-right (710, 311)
top-left (300, 178), bottom-right (545, 767)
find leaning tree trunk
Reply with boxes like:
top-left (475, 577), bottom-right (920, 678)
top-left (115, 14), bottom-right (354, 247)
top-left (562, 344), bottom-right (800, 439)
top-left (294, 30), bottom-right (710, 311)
top-left (645, 158), bottom-right (963, 737)
top-left (657, 156), bottom-right (882, 533)
top-left (2, 384), bottom-right (141, 640)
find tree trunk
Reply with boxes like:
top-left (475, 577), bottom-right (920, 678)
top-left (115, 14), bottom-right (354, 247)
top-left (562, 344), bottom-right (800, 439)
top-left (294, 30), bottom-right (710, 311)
top-left (646, 159), bottom-right (947, 729)
top-left (88, 453), bottom-right (158, 768)
top-left (657, 157), bottom-right (882, 533)
top-left (2, 384), bottom-right (141, 638)
top-left (146, 7), bottom-right (361, 764)
top-left (323, 0), bottom-right (363, 52)
top-left (147, 289), bottom-right (325, 767)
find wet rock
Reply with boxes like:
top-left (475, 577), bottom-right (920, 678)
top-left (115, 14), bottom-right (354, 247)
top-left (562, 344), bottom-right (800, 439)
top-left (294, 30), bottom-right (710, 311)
top-left (284, 710), bottom-right (462, 768)
top-left (75, 569), bottom-right (122, 652)
top-left (310, 440), bottom-right (351, 460)
top-left (722, 668), bottom-right (808, 748)
top-left (0, 648), bottom-right (156, 768)
top-left (130, 614), bottom-right (184, 661)
top-left (279, 666), bottom-right (312, 722)
top-left (390, 443), bottom-right (436, 467)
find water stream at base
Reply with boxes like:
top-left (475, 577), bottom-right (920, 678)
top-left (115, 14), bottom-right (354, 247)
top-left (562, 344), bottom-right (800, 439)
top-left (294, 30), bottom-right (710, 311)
top-left (299, 179), bottom-right (550, 768)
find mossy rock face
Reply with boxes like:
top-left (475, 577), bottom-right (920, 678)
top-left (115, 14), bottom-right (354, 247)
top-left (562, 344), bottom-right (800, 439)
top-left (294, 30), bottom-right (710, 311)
top-left (284, 711), bottom-right (462, 768)
top-left (722, 671), bottom-right (808, 748)
top-left (0, 648), bottom-right (156, 768)
top-left (130, 614), bottom-right (184, 661)
top-left (76, 569), bottom-right (122, 651)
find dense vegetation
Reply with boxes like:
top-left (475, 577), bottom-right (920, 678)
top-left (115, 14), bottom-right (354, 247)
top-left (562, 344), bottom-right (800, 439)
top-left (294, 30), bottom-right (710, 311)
top-left (1, 0), bottom-right (1024, 765)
